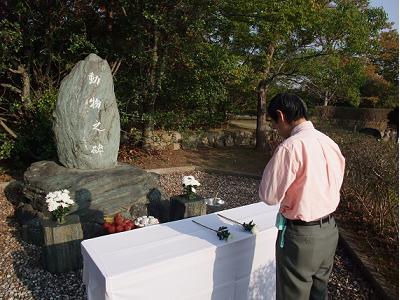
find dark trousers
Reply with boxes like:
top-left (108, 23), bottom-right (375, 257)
top-left (275, 217), bottom-right (338, 300)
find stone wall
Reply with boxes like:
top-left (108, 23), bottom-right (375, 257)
top-left (145, 128), bottom-right (276, 150)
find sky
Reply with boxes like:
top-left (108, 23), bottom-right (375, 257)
top-left (369, 0), bottom-right (399, 30)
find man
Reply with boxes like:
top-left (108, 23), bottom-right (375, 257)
top-left (259, 93), bottom-right (345, 300)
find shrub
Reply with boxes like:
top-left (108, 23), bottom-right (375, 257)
top-left (3, 88), bottom-right (58, 162)
top-left (316, 121), bottom-right (399, 240)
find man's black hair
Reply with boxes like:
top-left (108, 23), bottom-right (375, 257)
top-left (267, 93), bottom-right (308, 123)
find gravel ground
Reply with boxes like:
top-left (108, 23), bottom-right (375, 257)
top-left (0, 171), bottom-right (374, 299)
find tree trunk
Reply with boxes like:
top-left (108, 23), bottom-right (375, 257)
top-left (21, 66), bottom-right (31, 109)
top-left (9, 65), bottom-right (31, 110)
top-left (255, 44), bottom-right (275, 152)
top-left (255, 84), bottom-right (269, 151)
top-left (142, 29), bottom-right (160, 149)
top-left (323, 91), bottom-right (329, 106)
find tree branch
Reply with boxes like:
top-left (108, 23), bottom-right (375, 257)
top-left (0, 119), bottom-right (17, 138)
top-left (0, 83), bottom-right (22, 95)
top-left (111, 59), bottom-right (122, 76)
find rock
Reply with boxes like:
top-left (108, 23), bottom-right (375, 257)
top-left (15, 203), bottom-right (38, 225)
top-left (199, 135), bottom-right (210, 147)
top-left (233, 130), bottom-right (253, 146)
top-left (172, 131), bottom-right (182, 142)
top-left (172, 143), bottom-right (181, 150)
top-left (224, 135), bottom-right (234, 147)
top-left (359, 128), bottom-right (382, 139)
top-left (182, 135), bottom-right (199, 149)
top-left (159, 132), bottom-right (172, 143)
top-left (53, 53), bottom-right (120, 169)
top-left (23, 161), bottom-right (169, 223)
top-left (214, 134), bottom-right (225, 148)
top-left (206, 132), bottom-right (216, 145)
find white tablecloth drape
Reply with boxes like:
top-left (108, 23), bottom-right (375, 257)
top-left (81, 202), bottom-right (279, 300)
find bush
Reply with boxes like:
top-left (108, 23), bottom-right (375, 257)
top-left (3, 88), bottom-right (58, 162)
top-left (316, 121), bottom-right (399, 240)
top-left (0, 133), bottom-right (14, 160)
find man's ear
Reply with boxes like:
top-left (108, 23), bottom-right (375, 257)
top-left (276, 110), bottom-right (286, 123)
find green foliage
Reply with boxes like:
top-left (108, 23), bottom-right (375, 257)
top-left (0, 19), bottom-right (22, 71)
top-left (67, 33), bottom-right (98, 56)
top-left (2, 88), bottom-right (58, 162)
top-left (0, 0), bottom-right (393, 158)
top-left (35, 88), bottom-right (58, 116)
top-left (294, 54), bottom-right (370, 107)
top-left (360, 30), bottom-right (399, 108)
top-left (0, 133), bottom-right (14, 160)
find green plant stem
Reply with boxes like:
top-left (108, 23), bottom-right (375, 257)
top-left (217, 214), bottom-right (241, 225)
top-left (192, 220), bottom-right (217, 232)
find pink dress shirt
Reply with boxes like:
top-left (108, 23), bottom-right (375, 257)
top-left (259, 121), bottom-right (345, 222)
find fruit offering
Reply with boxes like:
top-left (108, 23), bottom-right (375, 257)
top-left (102, 213), bottom-right (135, 234)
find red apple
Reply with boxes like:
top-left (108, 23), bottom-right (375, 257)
top-left (108, 225), bottom-right (116, 234)
top-left (124, 223), bottom-right (134, 231)
top-left (116, 225), bottom-right (124, 232)
top-left (114, 213), bottom-right (124, 226)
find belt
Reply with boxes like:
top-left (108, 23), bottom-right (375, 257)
top-left (286, 215), bottom-right (332, 226)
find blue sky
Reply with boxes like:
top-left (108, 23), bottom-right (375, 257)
top-left (370, 0), bottom-right (399, 30)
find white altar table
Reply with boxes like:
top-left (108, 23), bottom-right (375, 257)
top-left (81, 202), bottom-right (278, 300)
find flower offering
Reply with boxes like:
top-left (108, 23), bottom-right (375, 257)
top-left (45, 189), bottom-right (75, 224)
top-left (134, 216), bottom-right (159, 228)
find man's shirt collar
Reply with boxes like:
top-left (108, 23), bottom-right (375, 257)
top-left (291, 120), bottom-right (314, 136)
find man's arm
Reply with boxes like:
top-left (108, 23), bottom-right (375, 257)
top-left (259, 145), bottom-right (298, 205)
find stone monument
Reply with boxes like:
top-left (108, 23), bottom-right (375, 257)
top-left (53, 53), bottom-right (120, 169)
top-left (19, 54), bottom-right (170, 272)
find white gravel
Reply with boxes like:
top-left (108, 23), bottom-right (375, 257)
top-left (0, 171), bottom-right (375, 299)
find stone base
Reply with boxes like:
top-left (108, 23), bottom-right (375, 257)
top-left (23, 161), bottom-right (169, 224)
top-left (40, 215), bottom-right (83, 273)
top-left (169, 195), bottom-right (206, 221)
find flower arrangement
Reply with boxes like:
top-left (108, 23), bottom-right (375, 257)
top-left (103, 213), bottom-right (135, 234)
top-left (45, 189), bottom-right (75, 224)
top-left (134, 216), bottom-right (159, 228)
top-left (182, 175), bottom-right (201, 200)
top-left (192, 220), bottom-right (231, 241)
top-left (217, 214), bottom-right (258, 235)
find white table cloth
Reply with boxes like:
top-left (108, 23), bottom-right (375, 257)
top-left (81, 202), bottom-right (279, 300)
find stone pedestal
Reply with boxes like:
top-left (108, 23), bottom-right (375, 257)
top-left (23, 161), bottom-right (169, 223)
top-left (169, 195), bottom-right (206, 221)
top-left (40, 215), bottom-right (83, 273)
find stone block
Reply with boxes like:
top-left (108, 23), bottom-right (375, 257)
top-left (169, 195), bottom-right (206, 221)
top-left (40, 215), bottom-right (83, 273)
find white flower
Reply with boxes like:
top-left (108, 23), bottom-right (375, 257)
top-left (47, 202), bottom-right (59, 212)
top-left (182, 176), bottom-right (200, 187)
top-left (134, 215), bottom-right (159, 227)
top-left (251, 226), bottom-right (259, 235)
top-left (45, 189), bottom-right (75, 212)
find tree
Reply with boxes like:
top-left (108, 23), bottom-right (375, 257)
top-left (0, 0), bottom-right (98, 159)
top-left (297, 54), bottom-right (367, 107)
top-left (214, 0), bottom-right (387, 150)
top-left (360, 29), bottom-right (399, 108)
